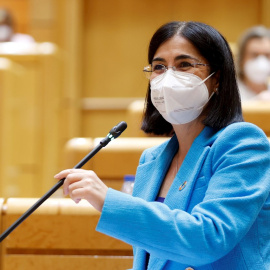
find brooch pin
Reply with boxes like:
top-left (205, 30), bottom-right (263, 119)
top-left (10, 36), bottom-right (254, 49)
top-left (179, 181), bottom-right (187, 191)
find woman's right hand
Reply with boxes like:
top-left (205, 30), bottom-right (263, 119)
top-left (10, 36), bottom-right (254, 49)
top-left (54, 169), bottom-right (108, 212)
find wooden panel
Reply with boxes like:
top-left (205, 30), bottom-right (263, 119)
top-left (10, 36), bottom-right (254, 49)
top-left (242, 101), bottom-right (270, 136)
top-left (0, 198), bottom-right (4, 270)
top-left (126, 100), bottom-right (146, 137)
top-left (62, 136), bottom-right (169, 189)
top-left (2, 199), bottom-right (130, 250)
top-left (92, 137), bottom-right (169, 179)
top-left (171, 0), bottom-right (261, 42)
top-left (0, 57), bottom-right (38, 197)
top-left (1, 198), bottom-right (133, 270)
top-left (62, 138), bottom-right (94, 169)
top-left (3, 255), bottom-right (133, 270)
top-left (82, 109), bottom-right (129, 138)
top-left (82, 0), bottom-right (262, 99)
top-left (29, 0), bottom-right (83, 143)
top-left (81, 98), bottom-right (144, 138)
top-left (0, 44), bottom-right (64, 198)
top-left (261, 0), bottom-right (270, 27)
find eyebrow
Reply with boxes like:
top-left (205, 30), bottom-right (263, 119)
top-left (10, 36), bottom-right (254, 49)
top-left (152, 54), bottom-right (200, 63)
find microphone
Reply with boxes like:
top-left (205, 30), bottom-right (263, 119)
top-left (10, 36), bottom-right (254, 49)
top-left (0, 121), bottom-right (127, 242)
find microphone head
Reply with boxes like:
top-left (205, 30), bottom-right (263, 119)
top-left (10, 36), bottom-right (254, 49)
top-left (109, 121), bottom-right (127, 139)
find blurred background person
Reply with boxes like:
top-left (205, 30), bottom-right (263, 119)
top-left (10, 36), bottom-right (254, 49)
top-left (236, 25), bottom-right (270, 100)
top-left (0, 7), bottom-right (34, 43)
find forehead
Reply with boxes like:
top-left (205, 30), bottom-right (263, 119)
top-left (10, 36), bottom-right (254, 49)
top-left (245, 37), bottom-right (270, 54)
top-left (153, 35), bottom-right (206, 62)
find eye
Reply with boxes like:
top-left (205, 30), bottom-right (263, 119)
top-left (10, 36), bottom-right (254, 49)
top-left (152, 64), bottom-right (165, 72)
top-left (177, 61), bottom-right (194, 70)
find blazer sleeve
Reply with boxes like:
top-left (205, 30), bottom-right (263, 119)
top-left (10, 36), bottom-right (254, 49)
top-left (96, 123), bottom-right (270, 266)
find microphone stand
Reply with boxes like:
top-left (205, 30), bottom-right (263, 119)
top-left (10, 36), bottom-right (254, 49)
top-left (0, 121), bottom-right (127, 242)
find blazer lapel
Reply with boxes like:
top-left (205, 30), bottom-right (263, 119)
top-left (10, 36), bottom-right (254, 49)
top-left (165, 125), bottom-right (217, 211)
top-left (133, 136), bottom-right (178, 202)
top-left (132, 137), bottom-right (177, 270)
top-left (133, 127), bottom-right (217, 270)
top-left (147, 141), bottom-right (211, 270)
top-left (164, 142), bottom-right (210, 210)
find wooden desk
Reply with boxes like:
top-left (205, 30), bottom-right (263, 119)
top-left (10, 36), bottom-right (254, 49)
top-left (0, 198), bottom-right (133, 270)
top-left (242, 101), bottom-right (270, 136)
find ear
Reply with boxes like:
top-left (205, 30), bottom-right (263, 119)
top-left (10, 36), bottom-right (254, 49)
top-left (212, 70), bottom-right (220, 94)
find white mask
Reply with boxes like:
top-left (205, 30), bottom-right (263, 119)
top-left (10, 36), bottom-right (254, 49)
top-left (244, 55), bottom-right (270, 84)
top-left (150, 69), bottom-right (215, 125)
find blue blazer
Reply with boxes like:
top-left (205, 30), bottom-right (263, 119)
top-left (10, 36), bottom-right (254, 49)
top-left (97, 122), bottom-right (270, 269)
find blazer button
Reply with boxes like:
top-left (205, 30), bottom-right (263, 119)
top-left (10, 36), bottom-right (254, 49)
top-left (185, 268), bottom-right (194, 270)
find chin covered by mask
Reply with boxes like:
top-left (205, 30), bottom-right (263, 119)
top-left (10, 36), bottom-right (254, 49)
top-left (150, 69), bottom-right (215, 125)
top-left (244, 55), bottom-right (270, 84)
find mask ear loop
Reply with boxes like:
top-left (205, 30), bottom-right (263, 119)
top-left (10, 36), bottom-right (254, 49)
top-left (196, 84), bottom-right (217, 111)
top-left (196, 72), bottom-right (217, 111)
top-left (199, 72), bottom-right (216, 84)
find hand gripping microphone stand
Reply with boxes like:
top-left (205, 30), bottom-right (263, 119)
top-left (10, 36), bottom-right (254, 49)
top-left (0, 121), bottom-right (127, 242)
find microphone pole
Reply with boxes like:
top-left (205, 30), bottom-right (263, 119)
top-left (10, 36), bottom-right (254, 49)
top-left (0, 121), bottom-right (127, 242)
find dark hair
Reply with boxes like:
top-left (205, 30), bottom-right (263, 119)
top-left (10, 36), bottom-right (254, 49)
top-left (236, 25), bottom-right (270, 79)
top-left (141, 21), bottom-right (243, 135)
top-left (0, 9), bottom-right (14, 27)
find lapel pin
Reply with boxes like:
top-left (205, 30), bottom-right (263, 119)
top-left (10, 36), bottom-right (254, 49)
top-left (179, 181), bottom-right (187, 191)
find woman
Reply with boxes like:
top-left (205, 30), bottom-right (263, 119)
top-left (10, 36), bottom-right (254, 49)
top-left (55, 21), bottom-right (270, 269)
top-left (236, 25), bottom-right (270, 100)
top-left (0, 8), bottom-right (35, 43)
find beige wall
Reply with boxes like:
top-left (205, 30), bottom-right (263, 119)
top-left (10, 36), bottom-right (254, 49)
top-left (82, 0), bottom-right (265, 99)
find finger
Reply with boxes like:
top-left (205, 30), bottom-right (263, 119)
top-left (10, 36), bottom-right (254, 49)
top-left (54, 169), bottom-right (73, 180)
top-left (66, 178), bottom-right (88, 196)
top-left (63, 172), bottom-right (94, 196)
top-left (54, 169), bottom-right (88, 179)
top-left (69, 187), bottom-right (86, 202)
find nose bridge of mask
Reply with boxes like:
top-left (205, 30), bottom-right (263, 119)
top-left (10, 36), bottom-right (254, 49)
top-left (257, 54), bottom-right (270, 62)
top-left (160, 69), bottom-right (192, 90)
top-left (174, 70), bottom-right (215, 87)
top-left (166, 70), bottom-right (212, 106)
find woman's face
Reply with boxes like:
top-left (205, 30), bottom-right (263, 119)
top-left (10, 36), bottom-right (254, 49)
top-left (241, 37), bottom-right (270, 84)
top-left (151, 35), bottom-right (218, 94)
top-left (243, 37), bottom-right (270, 64)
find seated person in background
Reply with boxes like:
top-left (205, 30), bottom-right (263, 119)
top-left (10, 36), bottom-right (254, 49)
top-left (55, 21), bottom-right (270, 269)
top-left (0, 8), bottom-right (35, 43)
top-left (236, 25), bottom-right (270, 100)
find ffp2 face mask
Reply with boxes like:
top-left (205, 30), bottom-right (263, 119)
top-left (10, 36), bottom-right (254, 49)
top-left (244, 55), bottom-right (270, 84)
top-left (150, 69), bottom-right (215, 125)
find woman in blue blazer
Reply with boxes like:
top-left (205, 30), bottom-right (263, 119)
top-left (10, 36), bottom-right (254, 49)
top-left (55, 21), bottom-right (270, 269)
